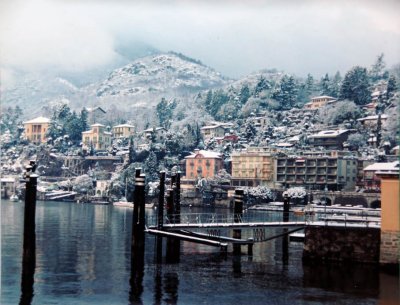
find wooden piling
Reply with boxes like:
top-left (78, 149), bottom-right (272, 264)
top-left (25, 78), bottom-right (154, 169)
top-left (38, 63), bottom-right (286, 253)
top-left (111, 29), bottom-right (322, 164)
top-left (175, 172), bottom-right (181, 224)
top-left (156, 172), bottom-right (165, 264)
top-left (283, 194), bottom-right (290, 222)
top-left (20, 164), bottom-right (38, 305)
top-left (233, 189), bottom-right (244, 255)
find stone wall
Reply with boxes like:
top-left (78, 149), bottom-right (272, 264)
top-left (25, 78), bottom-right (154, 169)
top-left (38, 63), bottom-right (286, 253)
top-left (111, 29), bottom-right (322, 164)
top-left (303, 226), bottom-right (380, 263)
top-left (380, 230), bottom-right (399, 265)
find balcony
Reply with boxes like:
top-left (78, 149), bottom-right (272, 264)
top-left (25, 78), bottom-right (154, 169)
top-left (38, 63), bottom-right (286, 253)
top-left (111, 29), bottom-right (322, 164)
top-left (317, 162), bottom-right (327, 167)
top-left (306, 161), bottom-right (316, 167)
top-left (277, 160), bottom-right (286, 166)
top-left (317, 170), bottom-right (326, 175)
top-left (277, 175), bottom-right (285, 182)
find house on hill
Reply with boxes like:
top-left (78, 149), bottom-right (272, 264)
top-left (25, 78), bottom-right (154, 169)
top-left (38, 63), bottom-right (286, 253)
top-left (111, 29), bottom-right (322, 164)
top-left (82, 123), bottom-right (112, 152)
top-left (112, 124), bottom-right (135, 138)
top-left (23, 116), bottom-right (51, 144)
top-left (308, 129), bottom-right (351, 150)
top-left (143, 127), bottom-right (167, 142)
top-left (304, 95), bottom-right (337, 110)
top-left (184, 150), bottom-right (223, 180)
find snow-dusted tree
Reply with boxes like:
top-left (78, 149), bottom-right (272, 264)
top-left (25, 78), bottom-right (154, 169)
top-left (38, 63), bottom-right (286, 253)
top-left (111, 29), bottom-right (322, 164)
top-left (156, 97), bottom-right (176, 128)
top-left (72, 174), bottom-right (93, 194)
top-left (144, 151), bottom-right (158, 182)
top-left (283, 187), bottom-right (306, 199)
top-left (340, 66), bottom-right (371, 105)
top-left (347, 133), bottom-right (367, 150)
top-left (329, 71), bottom-right (342, 98)
top-left (272, 75), bottom-right (298, 109)
top-left (386, 75), bottom-right (397, 100)
top-left (239, 84), bottom-right (251, 105)
top-left (369, 53), bottom-right (386, 82)
top-left (319, 100), bottom-right (361, 126)
top-left (243, 185), bottom-right (274, 205)
top-left (320, 74), bottom-right (331, 95)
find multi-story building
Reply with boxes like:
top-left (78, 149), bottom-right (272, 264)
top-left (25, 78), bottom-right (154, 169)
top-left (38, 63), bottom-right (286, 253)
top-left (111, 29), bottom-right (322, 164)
top-left (357, 114), bottom-right (388, 128)
top-left (231, 148), bottom-right (275, 187)
top-left (363, 161), bottom-right (399, 190)
top-left (308, 129), bottom-right (351, 150)
top-left (112, 124), bottom-right (135, 138)
top-left (184, 150), bottom-right (223, 180)
top-left (200, 123), bottom-right (232, 141)
top-left (23, 116), bottom-right (51, 144)
top-left (274, 153), bottom-right (358, 191)
top-left (82, 123), bottom-right (112, 151)
top-left (304, 95), bottom-right (337, 110)
top-left (143, 127), bottom-right (167, 142)
top-left (1, 177), bottom-right (16, 198)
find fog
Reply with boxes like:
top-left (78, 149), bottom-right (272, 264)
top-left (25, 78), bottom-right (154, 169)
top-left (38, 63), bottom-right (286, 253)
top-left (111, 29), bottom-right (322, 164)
top-left (1, 0), bottom-right (399, 78)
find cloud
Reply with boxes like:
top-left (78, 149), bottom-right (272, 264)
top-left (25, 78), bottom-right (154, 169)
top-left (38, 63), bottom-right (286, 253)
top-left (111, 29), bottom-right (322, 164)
top-left (0, 0), bottom-right (399, 77)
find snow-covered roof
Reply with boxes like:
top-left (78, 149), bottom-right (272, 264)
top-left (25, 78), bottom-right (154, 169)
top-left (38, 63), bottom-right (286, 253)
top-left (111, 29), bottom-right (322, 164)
top-left (85, 106), bottom-right (106, 113)
top-left (143, 127), bottom-right (166, 132)
top-left (364, 161), bottom-right (399, 172)
top-left (185, 150), bottom-right (222, 159)
top-left (308, 130), bottom-right (349, 139)
top-left (1, 177), bottom-right (15, 183)
top-left (275, 142), bottom-right (294, 147)
top-left (200, 124), bottom-right (226, 130)
top-left (23, 116), bottom-right (51, 124)
top-left (91, 123), bottom-right (105, 127)
top-left (357, 114), bottom-right (388, 122)
top-left (113, 124), bottom-right (134, 128)
top-left (311, 95), bottom-right (336, 101)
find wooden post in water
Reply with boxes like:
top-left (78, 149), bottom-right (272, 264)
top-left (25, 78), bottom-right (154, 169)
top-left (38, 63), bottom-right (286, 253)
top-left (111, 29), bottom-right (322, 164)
top-left (283, 193), bottom-right (290, 222)
top-left (233, 189), bottom-right (244, 255)
top-left (175, 172), bottom-right (181, 224)
top-left (156, 172), bottom-right (166, 263)
top-left (130, 171), bottom-right (146, 304)
top-left (166, 188), bottom-right (180, 263)
top-left (20, 163), bottom-right (38, 305)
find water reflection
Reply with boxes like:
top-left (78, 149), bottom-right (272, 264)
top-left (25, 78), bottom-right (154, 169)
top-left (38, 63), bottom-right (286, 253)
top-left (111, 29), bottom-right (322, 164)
top-left (1, 201), bottom-right (399, 305)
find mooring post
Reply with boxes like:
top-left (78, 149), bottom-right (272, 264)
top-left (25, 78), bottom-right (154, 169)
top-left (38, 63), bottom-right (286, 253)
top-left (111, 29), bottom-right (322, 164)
top-left (233, 189), bottom-right (244, 255)
top-left (156, 171), bottom-right (166, 264)
top-left (247, 238), bottom-right (254, 256)
top-left (130, 171), bottom-right (146, 304)
top-left (175, 172), bottom-right (181, 224)
top-left (165, 188), bottom-right (180, 263)
top-left (20, 163), bottom-right (38, 305)
top-left (283, 193), bottom-right (290, 222)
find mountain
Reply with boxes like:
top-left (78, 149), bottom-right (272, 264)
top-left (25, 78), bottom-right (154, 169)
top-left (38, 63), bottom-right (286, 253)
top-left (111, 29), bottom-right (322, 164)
top-left (1, 52), bottom-right (230, 126)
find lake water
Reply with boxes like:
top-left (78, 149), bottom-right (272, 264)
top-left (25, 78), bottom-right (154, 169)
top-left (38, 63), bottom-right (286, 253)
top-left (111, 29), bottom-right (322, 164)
top-left (1, 200), bottom-right (399, 305)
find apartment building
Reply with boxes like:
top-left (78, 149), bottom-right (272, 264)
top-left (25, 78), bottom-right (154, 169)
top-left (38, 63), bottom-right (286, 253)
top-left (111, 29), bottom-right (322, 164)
top-left (274, 154), bottom-right (358, 191)
top-left (112, 124), bottom-right (135, 138)
top-left (304, 95), bottom-right (337, 110)
top-left (23, 116), bottom-right (51, 144)
top-left (363, 161), bottom-right (399, 190)
top-left (231, 148), bottom-right (275, 187)
top-left (308, 129), bottom-right (351, 150)
top-left (82, 123), bottom-right (112, 151)
top-left (184, 150), bottom-right (223, 180)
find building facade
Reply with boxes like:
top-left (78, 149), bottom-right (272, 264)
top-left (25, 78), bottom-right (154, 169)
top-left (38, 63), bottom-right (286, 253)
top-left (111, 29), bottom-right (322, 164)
top-left (82, 123), bottom-right (112, 151)
top-left (274, 154), bottom-right (358, 191)
top-left (308, 130), bottom-right (351, 150)
top-left (112, 124), bottom-right (135, 138)
top-left (184, 150), bottom-right (223, 180)
top-left (363, 161), bottom-right (399, 190)
top-left (304, 95), bottom-right (337, 110)
top-left (23, 116), bottom-right (51, 144)
top-left (231, 148), bottom-right (275, 187)
top-left (143, 127), bottom-right (167, 142)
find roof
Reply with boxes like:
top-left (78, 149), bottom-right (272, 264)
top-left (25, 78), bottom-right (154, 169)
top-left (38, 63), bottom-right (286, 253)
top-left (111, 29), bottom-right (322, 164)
top-left (85, 106), bottom-right (106, 113)
top-left (364, 161), bottom-right (399, 172)
top-left (113, 124), bottom-right (134, 128)
top-left (91, 123), bottom-right (105, 127)
top-left (200, 124), bottom-right (226, 130)
top-left (308, 130), bottom-right (349, 139)
top-left (1, 177), bottom-right (15, 183)
top-left (357, 114), bottom-right (388, 122)
top-left (185, 150), bottom-right (222, 159)
top-left (143, 127), bottom-right (166, 132)
top-left (311, 95), bottom-right (336, 101)
top-left (23, 116), bottom-right (51, 124)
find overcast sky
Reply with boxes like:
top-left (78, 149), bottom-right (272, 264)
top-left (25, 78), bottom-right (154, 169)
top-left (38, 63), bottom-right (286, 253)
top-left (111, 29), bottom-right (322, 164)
top-left (1, 0), bottom-right (399, 79)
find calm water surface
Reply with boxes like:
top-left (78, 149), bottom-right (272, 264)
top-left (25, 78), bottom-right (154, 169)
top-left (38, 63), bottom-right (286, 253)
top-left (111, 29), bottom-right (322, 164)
top-left (1, 200), bottom-right (398, 305)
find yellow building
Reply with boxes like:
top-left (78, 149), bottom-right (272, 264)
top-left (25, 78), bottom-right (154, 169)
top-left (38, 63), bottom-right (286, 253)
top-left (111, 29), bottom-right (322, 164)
top-left (112, 124), bottom-right (135, 138)
top-left (231, 148), bottom-right (274, 187)
top-left (82, 123), bottom-right (112, 151)
top-left (378, 171), bottom-right (399, 266)
top-left (23, 116), bottom-right (51, 144)
top-left (304, 96), bottom-right (336, 110)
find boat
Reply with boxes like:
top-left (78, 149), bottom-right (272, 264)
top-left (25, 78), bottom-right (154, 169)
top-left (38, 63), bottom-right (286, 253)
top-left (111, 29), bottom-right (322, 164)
top-left (9, 194), bottom-right (19, 202)
top-left (113, 201), bottom-right (134, 208)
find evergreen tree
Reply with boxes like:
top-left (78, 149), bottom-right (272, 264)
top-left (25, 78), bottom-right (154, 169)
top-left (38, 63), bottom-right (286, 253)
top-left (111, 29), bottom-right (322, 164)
top-left (128, 137), bottom-right (136, 164)
top-left (320, 74), bottom-right (331, 95)
top-left (386, 75), bottom-right (397, 100)
top-left (144, 151), bottom-right (158, 182)
top-left (204, 90), bottom-right (213, 109)
top-left (305, 74), bottom-right (315, 94)
top-left (156, 97), bottom-right (176, 128)
top-left (243, 120), bottom-right (257, 141)
top-left (329, 71), bottom-right (342, 98)
top-left (340, 66), bottom-right (371, 105)
top-left (254, 76), bottom-right (270, 97)
top-left (376, 113), bottom-right (382, 148)
top-left (239, 84), bottom-right (251, 105)
top-left (369, 53), bottom-right (386, 82)
top-left (272, 75), bottom-right (298, 110)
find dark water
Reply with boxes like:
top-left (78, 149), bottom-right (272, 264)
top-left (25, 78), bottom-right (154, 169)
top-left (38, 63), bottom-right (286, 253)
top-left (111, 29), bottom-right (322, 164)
top-left (1, 200), bottom-right (399, 305)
